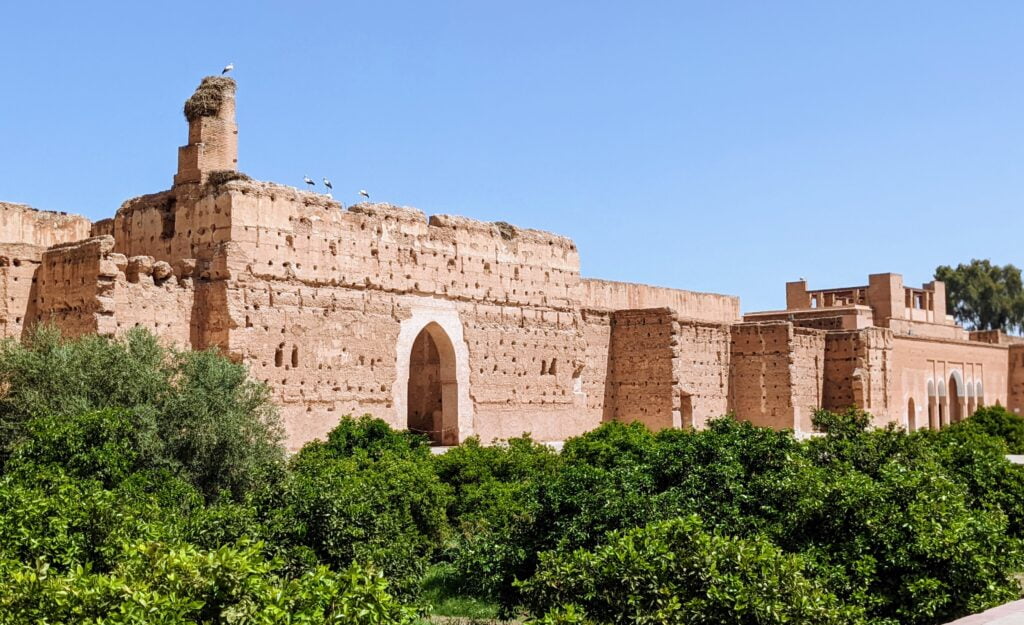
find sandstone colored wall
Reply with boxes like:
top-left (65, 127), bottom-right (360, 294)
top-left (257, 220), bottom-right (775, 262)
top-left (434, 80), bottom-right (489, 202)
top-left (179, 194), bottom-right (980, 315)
top-left (32, 236), bottom-right (197, 346)
top-left (0, 243), bottom-right (45, 338)
top-left (790, 327), bottom-right (826, 432)
top-left (0, 202), bottom-right (91, 248)
top-left (206, 184), bottom-right (596, 449)
top-left (580, 309), bottom-right (612, 424)
top-left (892, 335), bottom-right (1009, 430)
top-left (1010, 345), bottom-right (1024, 416)
top-left (603, 308), bottom-right (677, 430)
top-left (0, 204), bottom-right (93, 339)
top-left (823, 328), bottom-right (894, 424)
top-left (729, 322), bottom-right (804, 431)
top-left (673, 319), bottom-right (731, 428)
top-left (106, 188), bottom-right (234, 265)
top-left (580, 278), bottom-right (740, 323)
top-left (32, 237), bottom-right (117, 337)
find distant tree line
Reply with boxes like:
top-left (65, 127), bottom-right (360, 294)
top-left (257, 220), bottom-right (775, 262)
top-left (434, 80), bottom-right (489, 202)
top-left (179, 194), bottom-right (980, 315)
top-left (936, 259), bottom-right (1024, 334)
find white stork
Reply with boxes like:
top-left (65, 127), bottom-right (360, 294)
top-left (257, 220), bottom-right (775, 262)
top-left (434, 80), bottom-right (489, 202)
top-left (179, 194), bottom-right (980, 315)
top-left (323, 177), bottom-right (333, 191)
top-left (222, 63), bottom-right (234, 75)
top-left (304, 175), bottom-right (315, 189)
top-left (359, 189), bottom-right (370, 200)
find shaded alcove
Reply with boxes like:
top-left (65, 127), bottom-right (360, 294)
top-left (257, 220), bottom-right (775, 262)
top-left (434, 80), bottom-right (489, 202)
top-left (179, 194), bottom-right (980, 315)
top-left (948, 373), bottom-right (963, 424)
top-left (406, 322), bottom-right (459, 446)
top-left (907, 397), bottom-right (916, 432)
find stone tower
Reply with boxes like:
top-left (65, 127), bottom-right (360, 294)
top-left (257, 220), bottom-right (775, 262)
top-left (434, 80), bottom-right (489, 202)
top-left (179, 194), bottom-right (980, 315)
top-left (174, 76), bottom-right (238, 185)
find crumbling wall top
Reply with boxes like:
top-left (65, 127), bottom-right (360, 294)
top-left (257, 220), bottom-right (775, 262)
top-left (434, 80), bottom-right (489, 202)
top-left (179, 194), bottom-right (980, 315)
top-left (0, 201), bottom-right (91, 247)
top-left (428, 213), bottom-right (576, 249)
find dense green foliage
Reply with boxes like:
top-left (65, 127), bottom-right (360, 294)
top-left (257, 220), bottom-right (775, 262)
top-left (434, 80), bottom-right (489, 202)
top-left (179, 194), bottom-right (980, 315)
top-left (935, 259), bottom-right (1024, 333)
top-left (521, 515), bottom-right (864, 625)
top-left (0, 327), bottom-right (285, 501)
top-left (2, 328), bottom-right (1024, 623)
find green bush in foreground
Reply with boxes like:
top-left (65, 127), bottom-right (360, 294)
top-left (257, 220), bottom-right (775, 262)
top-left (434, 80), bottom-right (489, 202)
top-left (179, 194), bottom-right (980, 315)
top-left (277, 416), bottom-right (452, 600)
top-left (519, 515), bottom-right (865, 625)
top-left (1, 328), bottom-right (1023, 624)
top-left (0, 327), bottom-right (285, 501)
top-left (0, 540), bottom-right (418, 625)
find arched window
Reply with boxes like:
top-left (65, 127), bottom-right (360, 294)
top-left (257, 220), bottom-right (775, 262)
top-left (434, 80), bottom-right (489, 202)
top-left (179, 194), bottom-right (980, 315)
top-left (927, 380), bottom-right (937, 430)
top-left (948, 372), bottom-right (964, 424)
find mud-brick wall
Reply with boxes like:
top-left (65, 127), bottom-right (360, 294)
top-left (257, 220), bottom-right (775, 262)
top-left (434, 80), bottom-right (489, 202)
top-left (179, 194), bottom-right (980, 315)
top-left (32, 236), bottom-right (117, 337)
top-left (110, 257), bottom-right (195, 348)
top-left (223, 185), bottom-right (581, 312)
top-left (0, 202), bottom-right (91, 248)
top-left (106, 187), bottom-right (235, 266)
top-left (673, 320), bottom-right (731, 428)
top-left (1005, 345), bottom-right (1023, 416)
top-left (824, 328), bottom-right (893, 421)
top-left (790, 327), bottom-right (826, 432)
top-left (580, 309), bottom-right (612, 423)
top-left (462, 302), bottom-right (592, 442)
top-left (0, 243), bottom-right (46, 338)
top-left (578, 278), bottom-right (741, 324)
top-left (604, 308), bottom-right (676, 431)
top-left (729, 322), bottom-right (818, 431)
top-left (226, 280), bottom-right (403, 448)
top-left (33, 236), bottom-right (197, 345)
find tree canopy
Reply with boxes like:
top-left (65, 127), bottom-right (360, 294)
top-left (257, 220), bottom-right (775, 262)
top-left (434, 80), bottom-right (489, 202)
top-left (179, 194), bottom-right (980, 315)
top-left (935, 259), bottom-right (1024, 333)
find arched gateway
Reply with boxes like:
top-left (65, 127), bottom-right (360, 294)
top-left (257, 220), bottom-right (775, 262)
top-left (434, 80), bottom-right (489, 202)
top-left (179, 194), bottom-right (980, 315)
top-left (393, 304), bottom-right (473, 447)
top-left (407, 323), bottom-right (459, 445)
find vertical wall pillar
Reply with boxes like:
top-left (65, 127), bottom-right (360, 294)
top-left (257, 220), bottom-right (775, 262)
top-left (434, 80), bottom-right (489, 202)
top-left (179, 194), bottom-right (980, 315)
top-left (786, 280), bottom-right (810, 309)
top-left (174, 77), bottom-right (238, 186)
top-left (867, 273), bottom-right (904, 325)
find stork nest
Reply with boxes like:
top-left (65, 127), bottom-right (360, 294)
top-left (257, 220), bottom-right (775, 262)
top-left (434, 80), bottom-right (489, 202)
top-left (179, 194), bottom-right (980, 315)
top-left (183, 76), bottom-right (236, 122)
top-left (494, 221), bottom-right (518, 240)
top-left (206, 170), bottom-right (252, 187)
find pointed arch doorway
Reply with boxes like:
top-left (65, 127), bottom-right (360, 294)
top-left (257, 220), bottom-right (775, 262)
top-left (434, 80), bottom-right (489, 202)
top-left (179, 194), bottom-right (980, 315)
top-left (406, 322), bottom-right (459, 445)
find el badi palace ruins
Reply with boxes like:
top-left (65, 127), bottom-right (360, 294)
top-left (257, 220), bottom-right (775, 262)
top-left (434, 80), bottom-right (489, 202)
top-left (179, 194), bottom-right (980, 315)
top-left (2, 76), bottom-right (1022, 451)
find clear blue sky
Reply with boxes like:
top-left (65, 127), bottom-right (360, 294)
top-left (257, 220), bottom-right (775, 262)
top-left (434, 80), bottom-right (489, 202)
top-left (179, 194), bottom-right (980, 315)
top-left (2, 1), bottom-right (1021, 313)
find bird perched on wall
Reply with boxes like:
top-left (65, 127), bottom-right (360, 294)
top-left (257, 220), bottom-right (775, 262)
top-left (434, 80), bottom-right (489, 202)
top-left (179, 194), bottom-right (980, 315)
top-left (304, 175), bottom-right (315, 189)
top-left (359, 189), bottom-right (370, 201)
top-left (222, 62), bottom-right (234, 75)
top-left (323, 177), bottom-right (333, 191)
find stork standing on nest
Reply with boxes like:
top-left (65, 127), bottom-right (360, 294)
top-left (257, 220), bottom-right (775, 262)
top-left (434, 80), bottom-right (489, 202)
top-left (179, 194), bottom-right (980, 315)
top-left (222, 62), bottom-right (234, 75)
top-left (323, 177), bottom-right (333, 192)
top-left (304, 175), bottom-right (315, 189)
top-left (359, 189), bottom-right (370, 201)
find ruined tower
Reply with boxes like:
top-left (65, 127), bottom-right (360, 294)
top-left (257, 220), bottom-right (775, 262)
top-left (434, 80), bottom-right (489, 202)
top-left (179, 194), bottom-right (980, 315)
top-left (174, 77), bottom-right (238, 185)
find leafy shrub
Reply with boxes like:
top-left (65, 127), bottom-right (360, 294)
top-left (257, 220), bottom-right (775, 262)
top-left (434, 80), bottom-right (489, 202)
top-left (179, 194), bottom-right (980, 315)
top-left (957, 404), bottom-right (1024, 453)
top-left (520, 515), bottom-right (864, 625)
top-left (0, 467), bottom-right (180, 573)
top-left (0, 327), bottom-right (284, 501)
top-left (278, 417), bottom-right (452, 599)
top-left (435, 436), bottom-right (560, 609)
top-left (0, 539), bottom-right (418, 625)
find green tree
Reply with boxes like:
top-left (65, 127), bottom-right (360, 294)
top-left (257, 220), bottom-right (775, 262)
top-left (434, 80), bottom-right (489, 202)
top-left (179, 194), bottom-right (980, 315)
top-left (0, 327), bottom-right (285, 501)
top-left (935, 260), bottom-right (1024, 333)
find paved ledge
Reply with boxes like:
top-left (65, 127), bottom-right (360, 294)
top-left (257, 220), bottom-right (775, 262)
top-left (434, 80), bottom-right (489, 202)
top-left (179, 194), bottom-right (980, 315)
top-left (1006, 455), bottom-right (1024, 465)
top-left (944, 599), bottom-right (1024, 624)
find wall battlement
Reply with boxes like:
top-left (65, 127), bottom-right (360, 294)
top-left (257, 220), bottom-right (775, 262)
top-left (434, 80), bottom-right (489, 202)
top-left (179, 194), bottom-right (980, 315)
top-left (0, 76), bottom-right (1017, 449)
